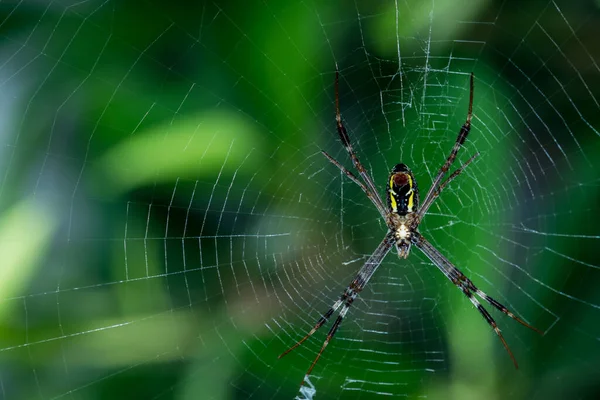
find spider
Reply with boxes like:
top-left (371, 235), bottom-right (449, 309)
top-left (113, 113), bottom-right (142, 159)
top-left (279, 67), bottom-right (542, 384)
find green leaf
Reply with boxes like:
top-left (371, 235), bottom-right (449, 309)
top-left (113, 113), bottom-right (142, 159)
top-left (0, 199), bottom-right (58, 319)
top-left (97, 110), bottom-right (263, 194)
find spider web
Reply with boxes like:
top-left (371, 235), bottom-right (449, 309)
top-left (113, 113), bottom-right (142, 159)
top-left (1, 0), bottom-right (599, 399)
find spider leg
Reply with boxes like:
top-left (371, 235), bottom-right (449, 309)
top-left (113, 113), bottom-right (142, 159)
top-left (418, 151), bottom-right (479, 218)
top-left (413, 232), bottom-right (540, 368)
top-left (474, 288), bottom-right (543, 335)
top-left (462, 287), bottom-right (519, 368)
top-left (279, 233), bottom-right (395, 384)
top-left (321, 150), bottom-right (388, 219)
top-left (437, 152), bottom-right (479, 195)
top-left (332, 65), bottom-right (387, 214)
top-left (419, 73), bottom-right (474, 218)
top-left (279, 291), bottom-right (357, 386)
top-left (303, 300), bottom-right (353, 382)
top-left (278, 297), bottom-right (345, 359)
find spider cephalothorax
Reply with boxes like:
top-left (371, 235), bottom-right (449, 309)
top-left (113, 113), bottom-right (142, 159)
top-left (279, 67), bottom-right (542, 388)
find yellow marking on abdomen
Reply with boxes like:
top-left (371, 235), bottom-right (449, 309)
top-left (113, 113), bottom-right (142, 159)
top-left (389, 175), bottom-right (398, 212)
top-left (406, 174), bottom-right (414, 212)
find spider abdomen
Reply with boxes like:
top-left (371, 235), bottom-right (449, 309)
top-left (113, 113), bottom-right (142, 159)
top-left (387, 164), bottom-right (420, 215)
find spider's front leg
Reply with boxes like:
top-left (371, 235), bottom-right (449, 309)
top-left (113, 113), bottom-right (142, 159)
top-left (418, 73), bottom-right (477, 219)
top-left (330, 65), bottom-right (388, 214)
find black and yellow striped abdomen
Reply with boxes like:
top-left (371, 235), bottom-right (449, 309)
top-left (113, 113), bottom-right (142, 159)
top-left (387, 163), bottom-right (419, 216)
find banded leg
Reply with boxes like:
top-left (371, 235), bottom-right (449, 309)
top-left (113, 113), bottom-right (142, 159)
top-left (462, 287), bottom-right (520, 367)
top-left (419, 73), bottom-right (474, 218)
top-left (414, 232), bottom-right (541, 368)
top-left (331, 65), bottom-right (387, 214)
top-left (472, 287), bottom-right (542, 335)
top-left (278, 289), bottom-right (357, 385)
top-left (321, 150), bottom-right (388, 219)
top-left (278, 296), bottom-right (346, 359)
top-left (418, 151), bottom-right (480, 219)
top-left (279, 233), bottom-right (395, 384)
top-left (302, 298), bottom-right (354, 380)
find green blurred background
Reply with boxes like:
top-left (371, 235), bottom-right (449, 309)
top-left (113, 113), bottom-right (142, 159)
top-left (0, 0), bottom-right (599, 399)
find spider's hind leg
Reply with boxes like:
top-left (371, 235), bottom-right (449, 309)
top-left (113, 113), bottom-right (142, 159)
top-left (461, 287), bottom-right (520, 368)
top-left (278, 293), bottom-right (348, 359)
top-left (474, 288), bottom-right (543, 335)
top-left (303, 298), bottom-right (354, 381)
top-left (278, 286), bottom-right (358, 386)
top-left (458, 279), bottom-right (542, 369)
